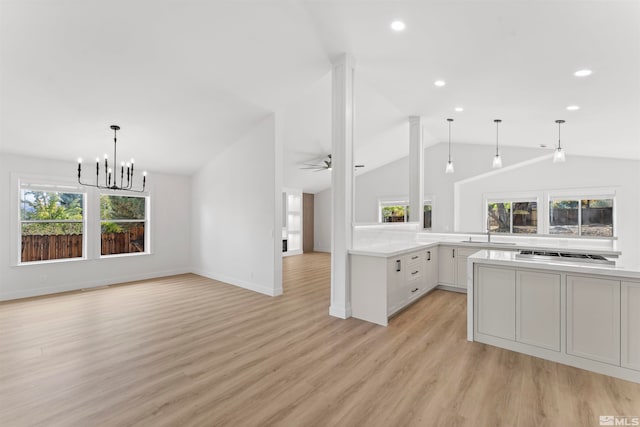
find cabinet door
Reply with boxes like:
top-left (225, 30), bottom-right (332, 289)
top-left (476, 266), bottom-right (516, 340)
top-left (516, 271), bottom-right (561, 351)
top-left (425, 249), bottom-right (438, 291)
top-left (622, 281), bottom-right (640, 371)
top-left (438, 246), bottom-right (456, 286)
top-left (567, 275), bottom-right (620, 365)
top-left (386, 258), bottom-right (405, 316)
top-left (456, 248), bottom-right (480, 289)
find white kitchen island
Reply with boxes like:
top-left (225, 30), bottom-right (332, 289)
top-left (467, 250), bottom-right (640, 383)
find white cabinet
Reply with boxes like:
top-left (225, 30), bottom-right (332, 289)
top-left (438, 246), bottom-right (456, 286)
top-left (475, 266), bottom-right (516, 340)
top-left (516, 270), bottom-right (561, 351)
top-left (424, 249), bottom-right (438, 292)
top-left (622, 281), bottom-right (640, 371)
top-left (456, 247), bottom-right (480, 289)
top-left (405, 251), bottom-right (425, 302)
top-left (351, 247), bottom-right (436, 326)
top-left (386, 257), bottom-right (405, 317)
top-left (567, 275), bottom-right (621, 366)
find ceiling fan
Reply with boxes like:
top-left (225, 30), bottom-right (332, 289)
top-left (300, 154), bottom-right (365, 172)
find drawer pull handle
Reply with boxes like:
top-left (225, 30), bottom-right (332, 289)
top-left (411, 288), bottom-right (419, 293)
top-left (412, 270), bottom-right (419, 275)
top-left (396, 260), bottom-right (401, 272)
top-left (427, 251), bottom-right (431, 261)
top-left (411, 255), bottom-right (419, 260)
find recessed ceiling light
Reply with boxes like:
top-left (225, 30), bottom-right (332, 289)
top-left (539, 144), bottom-right (548, 148)
top-left (566, 105), bottom-right (580, 111)
top-left (455, 107), bottom-right (464, 112)
top-left (574, 69), bottom-right (592, 77)
top-left (434, 80), bottom-right (446, 87)
top-left (390, 21), bottom-right (406, 31)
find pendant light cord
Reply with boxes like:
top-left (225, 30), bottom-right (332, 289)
top-left (447, 118), bottom-right (453, 162)
top-left (555, 119), bottom-right (565, 150)
top-left (495, 120), bottom-right (500, 156)
top-left (558, 121), bottom-right (561, 150)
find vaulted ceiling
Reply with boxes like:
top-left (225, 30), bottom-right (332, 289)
top-left (1, 1), bottom-right (638, 184)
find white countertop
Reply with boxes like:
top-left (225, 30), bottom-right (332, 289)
top-left (349, 238), bottom-right (620, 259)
top-left (469, 249), bottom-right (640, 279)
top-left (350, 241), bottom-right (439, 257)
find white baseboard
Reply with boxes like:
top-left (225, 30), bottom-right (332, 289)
top-left (313, 246), bottom-right (331, 253)
top-left (0, 268), bottom-right (191, 301)
top-left (329, 303), bottom-right (352, 319)
top-left (191, 268), bottom-right (282, 297)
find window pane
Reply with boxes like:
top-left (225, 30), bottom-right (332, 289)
top-left (21, 190), bottom-right (83, 220)
top-left (549, 200), bottom-right (579, 235)
top-left (21, 223), bottom-right (83, 262)
top-left (512, 202), bottom-right (537, 234)
top-left (100, 195), bottom-right (145, 220)
top-left (487, 202), bottom-right (511, 233)
top-left (101, 222), bottom-right (145, 255)
top-left (581, 199), bottom-right (613, 237)
top-left (20, 190), bottom-right (84, 262)
top-left (423, 204), bottom-right (432, 229)
top-left (381, 205), bottom-right (406, 223)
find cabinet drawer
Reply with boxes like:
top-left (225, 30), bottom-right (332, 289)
top-left (406, 266), bottom-right (422, 280)
top-left (407, 278), bottom-right (422, 300)
top-left (406, 252), bottom-right (423, 263)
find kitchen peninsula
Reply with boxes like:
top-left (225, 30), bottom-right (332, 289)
top-left (468, 250), bottom-right (640, 383)
top-left (349, 231), bottom-right (620, 326)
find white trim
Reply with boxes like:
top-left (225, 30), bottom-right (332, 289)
top-left (0, 268), bottom-right (190, 301)
top-left (192, 268), bottom-right (283, 297)
top-left (98, 192), bottom-right (151, 258)
top-left (12, 172), bottom-right (155, 266)
top-left (378, 197), bottom-right (410, 223)
top-left (329, 302), bottom-right (352, 319)
top-left (13, 173), bottom-right (89, 266)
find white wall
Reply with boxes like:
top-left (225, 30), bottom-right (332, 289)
top-left (457, 154), bottom-right (640, 265)
top-left (355, 142), bottom-right (543, 230)
top-left (0, 153), bottom-right (191, 300)
top-left (314, 188), bottom-right (331, 252)
top-left (191, 115), bottom-right (283, 296)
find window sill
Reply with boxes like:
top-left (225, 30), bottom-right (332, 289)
top-left (15, 256), bottom-right (87, 267)
top-left (99, 252), bottom-right (151, 260)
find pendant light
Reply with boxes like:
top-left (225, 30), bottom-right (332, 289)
top-left (553, 119), bottom-right (566, 163)
top-left (492, 119), bottom-right (503, 169)
top-left (445, 118), bottom-right (454, 174)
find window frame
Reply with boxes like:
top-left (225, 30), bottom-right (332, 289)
top-left (423, 199), bottom-right (433, 230)
top-left (13, 174), bottom-right (89, 266)
top-left (486, 197), bottom-right (539, 235)
top-left (99, 190), bottom-right (151, 258)
top-left (483, 188), bottom-right (617, 238)
top-left (547, 192), bottom-right (616, 237)
top-left (11, 172), bottom-right (152, 266)
top-left (379, 199), bottom-right (410, 223)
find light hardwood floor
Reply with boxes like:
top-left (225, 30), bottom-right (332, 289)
top-left (1, 252), bottom-right (639, 426)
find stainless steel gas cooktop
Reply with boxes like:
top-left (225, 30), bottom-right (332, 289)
top-left (515, 250), bottom-right (615, 266)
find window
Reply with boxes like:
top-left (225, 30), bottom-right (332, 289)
top-left (20, 188), bottom-right (85, 263)
top-left (487, 200), bottom-right (537, 234)
top-left (380, 201), bottom-right (409, 223)
top-left (100, 194), bottom-right (147, 256)
top-left (423, 203), bottom-right (432, 229)
top-left (549, 198), bottom-right (613, 237)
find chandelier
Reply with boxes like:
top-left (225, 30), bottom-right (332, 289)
top-left (77, 125), bottom-right (147, 192)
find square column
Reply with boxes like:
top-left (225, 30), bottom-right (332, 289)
top-left (330, 53), bottom-right (355, 319)
top-left (409, 116), bottom-right (423, 227)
